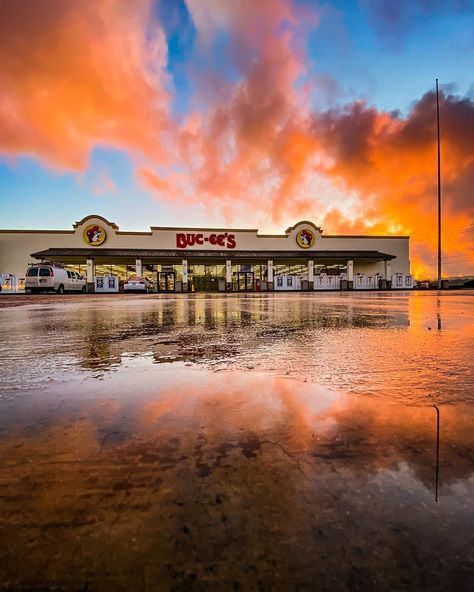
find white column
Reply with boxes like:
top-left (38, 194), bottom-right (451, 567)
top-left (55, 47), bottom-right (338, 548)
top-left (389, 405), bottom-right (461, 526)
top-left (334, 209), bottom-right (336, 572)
top-left (308, 260), bottom-right (314, 282)
top-left (86, 258), bottom-right (95, 283)
top-left (384, 260), bottom-right (392, 280)
top-left (267, 260), bottom-right (274, 283)
top-left (182, 259), bottom-right (188, 290)
top-left (135, 258), bottom-right (142, 277)
top-left (347, 260), bottom-right (354, 282)
top-left (226, 260), bottom-right (232, 283)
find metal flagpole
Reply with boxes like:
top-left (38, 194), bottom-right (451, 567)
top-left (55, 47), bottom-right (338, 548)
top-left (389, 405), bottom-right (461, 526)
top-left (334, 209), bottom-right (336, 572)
top-left (436, 79), bottom-right (442, 289)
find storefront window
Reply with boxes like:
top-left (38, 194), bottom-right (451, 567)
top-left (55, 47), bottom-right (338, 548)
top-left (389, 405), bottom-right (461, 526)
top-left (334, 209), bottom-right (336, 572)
top-left (187, 264), bottom-right (225, 291)
top-left (52, 259), bottom-right (349, 291)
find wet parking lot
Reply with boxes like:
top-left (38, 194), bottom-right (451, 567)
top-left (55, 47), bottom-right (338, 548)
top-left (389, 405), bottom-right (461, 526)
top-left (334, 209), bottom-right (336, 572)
top-left (0, 292), bottom-right (473, 591)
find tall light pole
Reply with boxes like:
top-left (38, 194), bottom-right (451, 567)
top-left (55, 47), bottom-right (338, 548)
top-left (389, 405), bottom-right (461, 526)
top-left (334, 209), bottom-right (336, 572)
top-left (436, 79), bottom-right (442, 289)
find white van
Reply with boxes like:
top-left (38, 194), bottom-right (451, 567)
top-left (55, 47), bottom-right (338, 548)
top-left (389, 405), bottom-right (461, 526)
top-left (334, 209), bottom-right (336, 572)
top-left (25, 264), bottom-right (87, 294)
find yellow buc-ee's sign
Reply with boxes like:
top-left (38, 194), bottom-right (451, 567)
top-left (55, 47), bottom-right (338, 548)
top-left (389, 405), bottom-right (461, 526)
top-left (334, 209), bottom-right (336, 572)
top-left (83, 224), bottom-right (107, 246)
top-left (296, 229), bottom-right (315, 249)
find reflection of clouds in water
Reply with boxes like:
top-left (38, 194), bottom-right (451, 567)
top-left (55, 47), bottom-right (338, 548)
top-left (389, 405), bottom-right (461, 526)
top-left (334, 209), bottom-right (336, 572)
top-left (1, 368), bottom-right (473, 589)
top-left (1, 369), bottom-right (473, 494)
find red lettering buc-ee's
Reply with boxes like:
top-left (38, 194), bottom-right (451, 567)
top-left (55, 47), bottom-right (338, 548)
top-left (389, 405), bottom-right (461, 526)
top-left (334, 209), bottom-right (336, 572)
top-left (176, 232), bottom-right (237, 249)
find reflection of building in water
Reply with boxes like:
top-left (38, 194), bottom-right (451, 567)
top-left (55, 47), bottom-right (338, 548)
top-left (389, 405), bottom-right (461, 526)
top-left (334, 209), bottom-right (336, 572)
top-left (79, 311), bottom-right (122, 371)
top-left (1, 215), bottom-right (412, 293)
top-left (391, 313), bottom-right (410, 327)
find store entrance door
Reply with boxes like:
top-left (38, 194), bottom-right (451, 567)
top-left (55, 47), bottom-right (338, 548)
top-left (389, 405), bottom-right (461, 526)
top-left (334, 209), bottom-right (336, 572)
top-left (158, 272), bottom-right (175, 292)
top-left (237, 272), bottom-right (254, 292)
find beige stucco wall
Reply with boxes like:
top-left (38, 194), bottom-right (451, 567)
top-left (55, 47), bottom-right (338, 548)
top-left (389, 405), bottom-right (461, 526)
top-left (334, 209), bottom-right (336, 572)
top-left (0, 215), bottom-right (410, 278)
top-left (0, 231), bottom-right (74, 279)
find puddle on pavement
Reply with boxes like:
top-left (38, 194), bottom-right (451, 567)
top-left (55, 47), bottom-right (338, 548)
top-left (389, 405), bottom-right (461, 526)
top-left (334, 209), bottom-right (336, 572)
top-left (0, 365), bottom-right (473, 591)
top-left (0, 292), bottom-right (473, 590)
top-left (1, 292), bottom-right (474, 406)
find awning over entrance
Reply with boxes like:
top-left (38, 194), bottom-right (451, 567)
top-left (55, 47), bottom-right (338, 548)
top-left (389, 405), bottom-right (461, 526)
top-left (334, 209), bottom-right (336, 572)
top-left (31, 248), bottom-right (396, 261)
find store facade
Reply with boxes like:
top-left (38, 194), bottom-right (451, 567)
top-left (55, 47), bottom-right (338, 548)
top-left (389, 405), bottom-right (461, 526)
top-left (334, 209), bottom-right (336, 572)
top-left (0, 215), bottom-right (412, 292)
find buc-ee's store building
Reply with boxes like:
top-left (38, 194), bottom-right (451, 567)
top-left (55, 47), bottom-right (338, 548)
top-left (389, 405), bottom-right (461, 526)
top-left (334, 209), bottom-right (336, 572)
top-left (0, 215), bottom-right (413, 292)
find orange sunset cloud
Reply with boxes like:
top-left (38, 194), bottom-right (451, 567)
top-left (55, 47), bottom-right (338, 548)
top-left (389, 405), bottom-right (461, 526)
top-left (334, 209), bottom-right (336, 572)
top-left (0, 0), bottom-right (172, 170)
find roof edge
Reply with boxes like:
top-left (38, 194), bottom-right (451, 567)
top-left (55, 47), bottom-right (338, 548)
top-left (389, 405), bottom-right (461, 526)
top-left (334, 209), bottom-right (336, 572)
top-left (149, 226), bottom-right (259, 232)
top-left (285, 221), bottom-right (323, 234)
top-left (73, 214), bottom-right (119, 230)
top-left (323, 234), bottom-right (410, 239)
top-left (30, 248), bottom-right (396, 261)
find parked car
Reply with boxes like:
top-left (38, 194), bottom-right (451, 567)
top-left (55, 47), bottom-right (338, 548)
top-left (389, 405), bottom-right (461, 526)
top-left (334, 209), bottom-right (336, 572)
top-left (123, 276), bottom-right (154, 293)
top-left (25, 264), bottom-right (87, 294)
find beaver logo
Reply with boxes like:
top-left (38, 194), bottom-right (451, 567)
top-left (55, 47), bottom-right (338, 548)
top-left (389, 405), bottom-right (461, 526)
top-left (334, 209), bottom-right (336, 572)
top-left (296, 229), bottom-right (314, 249)
top-left (83, 224), bottom-right (106, 246)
